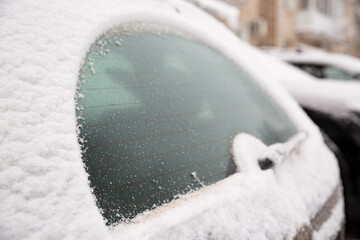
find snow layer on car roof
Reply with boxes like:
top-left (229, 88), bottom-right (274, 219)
top-left (187, 0), bottom-right (240, 30)
top-left (263, 48), bottom-right (360, 115)
top-left (268, 47), bottom-right (360, 75)
top-left (0, 0), bottom-right (342, 239)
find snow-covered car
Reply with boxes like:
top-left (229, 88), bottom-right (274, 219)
top-left (0, 0), bottom-right (344, 239)
top-left (266, 47), bottom-right (360, 81)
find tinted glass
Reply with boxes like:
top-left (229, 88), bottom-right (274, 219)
top-left (323, 65), bottom-right (354, 80)
top-left (292, 63), bottom-right (325, 78)
top-left (76, 28), bottom-right (297, 225)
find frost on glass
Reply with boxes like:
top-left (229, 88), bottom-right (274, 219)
top-left (76, 27), bottom-right (297, 225)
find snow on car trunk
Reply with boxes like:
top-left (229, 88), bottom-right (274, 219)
top-left (0, 0), bottom-right (343, 239)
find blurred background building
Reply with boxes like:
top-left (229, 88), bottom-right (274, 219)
top-left (189, 0), bottom-right (360, 57)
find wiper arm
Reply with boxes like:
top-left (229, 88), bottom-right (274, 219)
top-left (232, 132), bottom-right (308, 172)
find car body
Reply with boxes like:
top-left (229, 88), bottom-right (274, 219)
top-left (260, 47), bottom-right (360, 237)
top-left (266, 46), bottom-right (360, 81)
top-left (0, 0), bottom-right (344, 239)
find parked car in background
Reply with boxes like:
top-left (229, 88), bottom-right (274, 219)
top-left (266, 46), bottom-right (360, 81)
top-left (0, 0), bottom-right (344, 239)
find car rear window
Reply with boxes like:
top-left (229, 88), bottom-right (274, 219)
top-left (76, 26), bottom-right (297, 225)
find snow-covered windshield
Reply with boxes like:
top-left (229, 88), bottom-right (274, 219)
top-left (76, 26), bottom-right (297, 225)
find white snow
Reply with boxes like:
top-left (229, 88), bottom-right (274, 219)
top-left (0, 0), bottom-right (343, 239)
top-left (259, 132), bottom-right (307, 166)
top-left (280, 79), bottom-right (360, 117)
top-left (268, 47), bottom-right (360, 75)
top-left (113, 133), bottom-right (342, 239)
top-left (313, 200), bottom-right (344, 240)
top-left (187, 0), bottom-right (240, 30)
top-left (232, 132), bottom-right (307, 172)
top-left (264, 47), bottom-right (360, 116)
